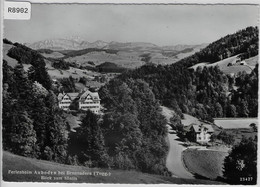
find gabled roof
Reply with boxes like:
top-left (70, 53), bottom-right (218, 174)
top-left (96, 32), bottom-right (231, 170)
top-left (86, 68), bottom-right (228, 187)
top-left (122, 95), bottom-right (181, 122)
top-left (58, 92), bottom-right (79, 101)
top-left (67, 93), bottom-right (79, 100)
top-left (58, 93), bottom-right (64, 101)
top-left (192, 124), bottom-right (214, 133)
top-left (79, 90), bottom-right (100, 101)
top-left (58, 90), bottom-right (100, 102)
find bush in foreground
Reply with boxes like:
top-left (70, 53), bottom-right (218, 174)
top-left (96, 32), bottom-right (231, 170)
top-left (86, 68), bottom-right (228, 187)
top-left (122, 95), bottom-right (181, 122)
top-left (223, 137), bottom-right (257, 184)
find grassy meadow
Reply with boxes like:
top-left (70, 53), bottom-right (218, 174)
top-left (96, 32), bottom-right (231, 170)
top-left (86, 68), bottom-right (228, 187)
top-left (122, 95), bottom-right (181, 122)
top-left (2, 151), bottom-right (223, 184)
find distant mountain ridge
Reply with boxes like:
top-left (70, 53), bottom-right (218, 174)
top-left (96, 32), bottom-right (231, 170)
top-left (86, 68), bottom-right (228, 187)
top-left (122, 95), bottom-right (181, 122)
top-left (27, 38), bottom-right (109, 50)
top-left (27, 38), bottom-right (204, 52)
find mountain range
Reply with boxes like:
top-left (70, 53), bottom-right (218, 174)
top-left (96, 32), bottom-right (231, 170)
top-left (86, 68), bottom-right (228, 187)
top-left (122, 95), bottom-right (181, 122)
top-left (27, 38), bottom-right (205, 52)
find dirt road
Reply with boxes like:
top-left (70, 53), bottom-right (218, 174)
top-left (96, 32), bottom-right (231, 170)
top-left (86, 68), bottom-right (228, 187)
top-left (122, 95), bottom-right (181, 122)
top-left (161, 106), bottom-right (194, 179)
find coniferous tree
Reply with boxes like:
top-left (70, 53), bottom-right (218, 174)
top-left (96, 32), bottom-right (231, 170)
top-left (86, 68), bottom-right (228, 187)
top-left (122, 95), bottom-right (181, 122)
top-left (4, 110), bottom-right (37, 157)
top-left (68, 111), bottom-right (108, 167)
top-left (28, 57), bottom-right (52, 90)
top-left (223, 137), bottom-right (257, 184)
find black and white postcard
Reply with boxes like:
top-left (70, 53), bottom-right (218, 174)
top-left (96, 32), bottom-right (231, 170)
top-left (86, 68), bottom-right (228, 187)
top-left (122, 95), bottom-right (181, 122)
top-left (1, 0), bottom-right (259, 186)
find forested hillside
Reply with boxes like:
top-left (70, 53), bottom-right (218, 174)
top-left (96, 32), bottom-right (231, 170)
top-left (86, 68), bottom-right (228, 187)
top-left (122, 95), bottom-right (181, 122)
top-left (2, 39), bottom-right (170, 176)
top-left (99, 78), bottom-right (169, 175)
top-left (2, 26), bottom-right (258, 179)
top-left (176, 26), bottom-right (258, 68)
top-left (118, 27), bottom-right (258, 121)
top-left (2, 59), bottom-right (68, 162)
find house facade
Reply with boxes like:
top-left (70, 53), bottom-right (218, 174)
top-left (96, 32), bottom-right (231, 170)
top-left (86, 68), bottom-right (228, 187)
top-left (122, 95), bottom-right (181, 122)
top-left (78, 90), bottom-right (100, 114)
top-left (57, 90), bottom-right (101, 114)
top-left (189, 123), bottom-right (214, 143)
top-left (58, 93), bottom-right (72, 110)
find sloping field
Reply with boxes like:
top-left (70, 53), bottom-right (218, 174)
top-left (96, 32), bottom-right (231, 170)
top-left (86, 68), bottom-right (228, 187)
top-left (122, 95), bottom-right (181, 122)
top-left (64, 51), bottom-right (144, 69)
top-left (2, 151), bottom-right (223, 184)
top-left (189, 55), bottom-right (257, 74)
top-left (245, 55), bottom-right (258, 66)
top-left (214, 118), bottom-right (258, 129)
top-left (182, 148), bottom-right (228, 179)
top-left (65, 113), bottom-right (81, 130)
top-left (221, 65), bottom-right (252, 74)
top-left (41, 51), bottom-right (65, 58)
top-left (160, 107), bottom-right (200, 127)
top-left (181, 114), bottom-right (200, 126)
top-left (47, 66), bottom-right (99, 79)
top-left (3, 44), bottom-right (19, 67)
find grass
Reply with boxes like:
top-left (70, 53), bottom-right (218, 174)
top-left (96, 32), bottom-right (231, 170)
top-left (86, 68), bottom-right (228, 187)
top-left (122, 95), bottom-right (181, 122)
top-left (41, 51), bottom-right (65, 59)
top-left (189, 54), bottom-right (257, 74)
top-left (222, 128), bottom-right (257, 145)
top-left (182, 148), bottom-right (228, 179)
top-left (212, 118), bottom-right (257, 145)
top-left (181, 113), bottom-right (200, 126)
top-left (214, 118), bottom-right (258, 129)
top-left (64, 113), bottom-right (81, 130)
top-left (2, 151), bottom-right (223, 184)
top-left (3, 43), bottom-right (19, 67)
top-left (244, 55), bottom-right (258, 66)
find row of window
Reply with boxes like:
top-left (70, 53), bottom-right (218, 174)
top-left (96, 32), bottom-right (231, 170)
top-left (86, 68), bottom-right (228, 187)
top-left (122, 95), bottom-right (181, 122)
top-left (81, 101), bottom-right (99, 104)
top-left (60, 102), bottom-right (71, 104)
top-left (80, 106), bottom-right (99, 109)
top-left (61, 106), bottom-right (69, 109)
top-left (197, 136), bottom-right (209, 140)
top-left (82, 109), bottom-right (99, 113)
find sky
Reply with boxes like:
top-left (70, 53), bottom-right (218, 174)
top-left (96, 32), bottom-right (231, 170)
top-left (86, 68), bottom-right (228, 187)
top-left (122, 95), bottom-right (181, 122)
top-left (4, 4), bottom-right (259, 46)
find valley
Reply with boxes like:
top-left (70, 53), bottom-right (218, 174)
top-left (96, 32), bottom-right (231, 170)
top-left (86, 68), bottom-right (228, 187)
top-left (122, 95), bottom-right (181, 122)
top-left (28, 38), bottom-right (207, 69)
top-left (2, 26), bottom-right (258, 185)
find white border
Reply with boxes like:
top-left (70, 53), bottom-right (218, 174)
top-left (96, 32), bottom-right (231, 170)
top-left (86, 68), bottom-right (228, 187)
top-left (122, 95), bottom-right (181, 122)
top-left (1, 1), bottom-right (260, 187)
top-left (3, 0), bottom-right (260, 4)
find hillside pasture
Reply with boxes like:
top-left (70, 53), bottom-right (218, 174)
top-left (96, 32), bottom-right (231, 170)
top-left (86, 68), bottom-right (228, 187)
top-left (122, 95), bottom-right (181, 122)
top-left (2, 151), bottom-right (223, 184)
top-left (245, 55), bottom-right (258, 66)
top-left (41, 51), bottom-right (65, 58)
top-left (3, 44), bottom-right (19, 67)
top-left (64, 51), bottom-right (145, 69)
top-left (213, 118), bottom-right (258, 145)
top-left (214, 118), bottom-right (258, 129)
top-left (181, 113), bottom-right (200, 126)
top-left (47, 66), bottom-right (99, 79)
top-left (65, 113), bottom-right (81, 131)
top-left (189, 55), bottom-right (257, 74)
top-left (182, 148), bottom-right (228, 179)
top-left (221, 65), bottom-right (252, 74)
top-left (223, 128), bottom-right (257, 145)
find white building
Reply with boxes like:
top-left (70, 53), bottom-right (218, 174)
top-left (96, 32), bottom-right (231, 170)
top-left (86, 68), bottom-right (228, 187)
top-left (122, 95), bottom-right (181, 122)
top-left (189, 123), bottom-right (214, 143)
top-left (58, 92), bottom-right (78, 110)
top-left (78, 90), bottom-right (101, 114)
top-left (58, 93), bottom-right (72, 110)
top-left (58, 90), bottom-right (101, 114)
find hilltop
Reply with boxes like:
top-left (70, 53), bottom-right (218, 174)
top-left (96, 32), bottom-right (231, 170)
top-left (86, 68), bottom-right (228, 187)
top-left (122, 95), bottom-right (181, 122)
top-left (118, 26), bottom-right (258, 121)
top-left (189, 54), bottom-right (258, 74)
top-left (27, 38), bottom-right (206, 69)
top-left (2, 26), bottom-right (258, 185)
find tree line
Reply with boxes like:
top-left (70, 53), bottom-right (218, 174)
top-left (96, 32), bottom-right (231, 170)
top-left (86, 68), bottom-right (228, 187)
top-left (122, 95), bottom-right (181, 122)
top-left (2, 39), bottom-right (170, 175)
top-left (119, 27), bottom-right (258, 121)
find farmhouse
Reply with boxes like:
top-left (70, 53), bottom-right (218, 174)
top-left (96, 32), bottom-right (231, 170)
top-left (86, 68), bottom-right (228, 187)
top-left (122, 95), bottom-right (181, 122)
top-left (58, 90), bottom-right (101, 114)
top-left (78, 90), bottom-right (101, 114)
top-left (187, 123), bottom-right (214, 143)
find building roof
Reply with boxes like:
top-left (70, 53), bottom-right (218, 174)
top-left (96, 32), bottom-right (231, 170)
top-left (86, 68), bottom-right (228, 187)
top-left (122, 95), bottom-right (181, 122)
top-left (192, 124), bottom-right (214, 133)
top-left (79, 90), bottom-right (100, 101)
top-left (67, 93), bottom-right (79, 100)
top-left (58, 92), bottom-right (79, 101)
top-left (58, 90), bottom-right (100, 102)
top-left (57, 93), bottom-right (65, 101)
